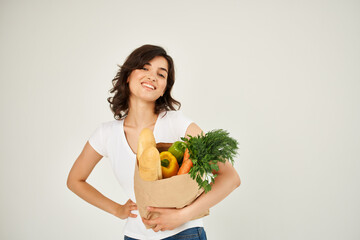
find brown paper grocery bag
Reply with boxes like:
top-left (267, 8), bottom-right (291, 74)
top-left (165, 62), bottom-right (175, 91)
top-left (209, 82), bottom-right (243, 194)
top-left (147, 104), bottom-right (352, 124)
top-left (134, 143), bottom-right (210, 229)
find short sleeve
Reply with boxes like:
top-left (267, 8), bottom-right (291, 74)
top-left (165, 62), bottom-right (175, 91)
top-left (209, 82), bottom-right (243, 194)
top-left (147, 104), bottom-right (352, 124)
top-left (88, 123), bottom-right (108, 158)
top-left (170, 110), bottom-right (194, 138)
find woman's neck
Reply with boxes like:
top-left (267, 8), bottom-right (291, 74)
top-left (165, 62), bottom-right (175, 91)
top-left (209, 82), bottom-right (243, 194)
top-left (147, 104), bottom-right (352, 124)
top-left (125, 98), bottom-right (159, 130)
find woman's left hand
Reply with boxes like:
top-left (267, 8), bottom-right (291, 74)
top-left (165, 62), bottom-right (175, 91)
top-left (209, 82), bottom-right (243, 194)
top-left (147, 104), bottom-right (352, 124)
top-left (142, 206), bottom-right (189, 232)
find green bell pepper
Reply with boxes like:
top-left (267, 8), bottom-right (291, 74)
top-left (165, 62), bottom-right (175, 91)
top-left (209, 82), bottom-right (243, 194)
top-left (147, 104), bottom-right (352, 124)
top-left (167, 141), bottom-right (186, 165)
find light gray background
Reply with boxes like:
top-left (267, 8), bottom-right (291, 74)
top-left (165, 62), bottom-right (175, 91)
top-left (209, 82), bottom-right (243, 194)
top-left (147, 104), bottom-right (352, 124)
top-left (1, 0), bottom-right (359, 239)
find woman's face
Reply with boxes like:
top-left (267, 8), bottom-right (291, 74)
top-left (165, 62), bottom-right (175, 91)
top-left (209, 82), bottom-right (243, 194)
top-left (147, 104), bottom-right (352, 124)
top-left (127, 56), bottom-right (168, 103)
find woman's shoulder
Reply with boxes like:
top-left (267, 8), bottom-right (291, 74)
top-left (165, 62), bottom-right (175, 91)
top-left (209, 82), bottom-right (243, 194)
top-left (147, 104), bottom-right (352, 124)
top-left (95, 119), bottom-right (121, 134)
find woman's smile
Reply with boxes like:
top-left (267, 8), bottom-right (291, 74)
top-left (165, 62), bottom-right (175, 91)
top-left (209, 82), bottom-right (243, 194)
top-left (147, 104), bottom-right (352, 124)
top-left (141, 81), bottom-right (156, 90)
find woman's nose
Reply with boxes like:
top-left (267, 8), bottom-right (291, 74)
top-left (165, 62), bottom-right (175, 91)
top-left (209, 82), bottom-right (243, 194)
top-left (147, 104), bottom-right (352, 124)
top-left (147, 73), bottom-right (156, 81)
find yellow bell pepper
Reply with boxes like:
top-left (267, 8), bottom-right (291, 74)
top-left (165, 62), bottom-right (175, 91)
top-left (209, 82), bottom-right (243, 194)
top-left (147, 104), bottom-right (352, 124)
top-left (160, 151), bottom-right (179, 179)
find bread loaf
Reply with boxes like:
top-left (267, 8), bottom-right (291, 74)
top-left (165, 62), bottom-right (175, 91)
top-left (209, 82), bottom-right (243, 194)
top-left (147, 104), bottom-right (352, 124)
top-left (137, 128), bottom-right (156, 160)
top-left (137, 128), bottom-right (162, 181)
top-left (138, 146), bottom-right (162, 181)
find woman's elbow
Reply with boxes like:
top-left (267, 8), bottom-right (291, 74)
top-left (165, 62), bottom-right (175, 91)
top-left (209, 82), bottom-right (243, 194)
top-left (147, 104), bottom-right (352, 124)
top-left (236, 175), bottom-right (241, 188)
top-left (228, 163), bottom-right (241, 189)
top-left (234, 173), bottom-right (241, 189)
top-left (220, 162), bottom-right (241, 189)
top-left (67, 174), bottom-right (79, 191)
top-left (67, 176), bottom-right (74, 190)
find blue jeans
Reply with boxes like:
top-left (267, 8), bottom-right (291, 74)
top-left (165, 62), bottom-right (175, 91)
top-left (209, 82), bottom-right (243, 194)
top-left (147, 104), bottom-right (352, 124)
top-left (124, 227), bottom-right (207, 240)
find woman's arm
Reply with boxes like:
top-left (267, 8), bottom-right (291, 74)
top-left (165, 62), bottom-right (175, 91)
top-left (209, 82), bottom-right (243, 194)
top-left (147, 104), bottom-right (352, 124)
top-left (143, 123), bottom-right (241, 231)
top-left (67, 141), bottom-right (137, 219)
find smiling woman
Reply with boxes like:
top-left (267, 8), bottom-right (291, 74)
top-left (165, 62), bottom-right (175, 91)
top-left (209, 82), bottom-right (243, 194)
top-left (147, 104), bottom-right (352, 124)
top-left (107, 45), bottom-right (181, 120)
top-left (67, 44), bottom-right (240, 240)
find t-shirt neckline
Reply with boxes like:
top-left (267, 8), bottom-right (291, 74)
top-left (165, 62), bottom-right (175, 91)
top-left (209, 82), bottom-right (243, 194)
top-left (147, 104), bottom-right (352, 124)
top-left (120, 111), bottom-right (165, 156)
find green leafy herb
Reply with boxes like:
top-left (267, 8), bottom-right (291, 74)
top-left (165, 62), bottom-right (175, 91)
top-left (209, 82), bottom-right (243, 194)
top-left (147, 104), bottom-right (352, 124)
top-left (181, 129), bottom-right (239, 193)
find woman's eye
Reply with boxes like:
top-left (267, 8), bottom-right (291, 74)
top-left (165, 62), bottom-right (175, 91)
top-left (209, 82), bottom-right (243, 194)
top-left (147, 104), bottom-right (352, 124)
top-left (141, 67), bottom-right (165, 78)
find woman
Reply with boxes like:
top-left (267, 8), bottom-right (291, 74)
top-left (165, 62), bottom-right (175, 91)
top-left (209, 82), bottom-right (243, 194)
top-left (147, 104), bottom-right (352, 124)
top-left (67, 44), bottom-right (241, 240)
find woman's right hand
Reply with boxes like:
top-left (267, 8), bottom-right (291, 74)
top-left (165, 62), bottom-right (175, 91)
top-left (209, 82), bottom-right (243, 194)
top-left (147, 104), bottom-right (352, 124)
top-left (114, 199), bottom-right (138, 219)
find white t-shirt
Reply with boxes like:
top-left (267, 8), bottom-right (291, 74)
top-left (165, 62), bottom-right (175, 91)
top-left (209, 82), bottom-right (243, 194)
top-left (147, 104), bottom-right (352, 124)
top-left (88, 110), bottom-right (204, 240)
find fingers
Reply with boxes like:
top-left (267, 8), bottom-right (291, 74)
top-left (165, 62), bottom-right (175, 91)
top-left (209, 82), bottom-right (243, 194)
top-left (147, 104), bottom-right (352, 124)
top-left (142, 216), bottom-right (168, 232)
top-left (147, 206), bottom-right (163, 214)
top-left (126, 199), bottom-right (137, 210)
top-left (128, 206), bottom-right (137, 218)
top-left (153, 224), bottom-right (162, 232)
top-left (126, 199), bottom-right (138, 218)
top-left (127, 199), bottom-right (137, 206)
top-left (142, 217), bottom-right (157, 226)
top-left (144, 207), bottom-right (163, 230)
top-left (129, 213), bottom-right (138, 218)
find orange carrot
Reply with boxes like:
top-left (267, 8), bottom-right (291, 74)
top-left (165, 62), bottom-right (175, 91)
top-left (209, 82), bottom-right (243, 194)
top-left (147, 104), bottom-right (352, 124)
top-left (177, 148), bottom-right (193, 175)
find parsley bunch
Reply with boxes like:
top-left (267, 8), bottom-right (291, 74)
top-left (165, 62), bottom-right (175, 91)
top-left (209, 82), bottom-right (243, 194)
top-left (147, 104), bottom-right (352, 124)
top-left (181, 129), bottom-right (239, 193)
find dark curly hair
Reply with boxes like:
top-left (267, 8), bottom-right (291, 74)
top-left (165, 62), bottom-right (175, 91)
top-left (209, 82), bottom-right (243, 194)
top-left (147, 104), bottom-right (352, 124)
top-left (107, 44), bottom-right (181, 120)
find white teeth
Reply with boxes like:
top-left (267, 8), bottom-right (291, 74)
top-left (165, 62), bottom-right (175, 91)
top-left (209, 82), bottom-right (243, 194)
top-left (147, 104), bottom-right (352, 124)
top-left (142, 83), bottom-right (155, 90)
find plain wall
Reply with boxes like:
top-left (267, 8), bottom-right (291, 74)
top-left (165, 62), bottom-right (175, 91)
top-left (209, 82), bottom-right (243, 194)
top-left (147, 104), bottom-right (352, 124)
top-left (0, 0), bottom-right (359, 239)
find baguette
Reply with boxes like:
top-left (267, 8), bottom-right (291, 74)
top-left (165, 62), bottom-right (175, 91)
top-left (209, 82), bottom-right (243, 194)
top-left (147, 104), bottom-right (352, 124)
top-left (138, 146), bottom-right (162, 181)
top-left (137, 128), bottom-right (162, 181)
top-left (137, 128), bottom-right (156, 160)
